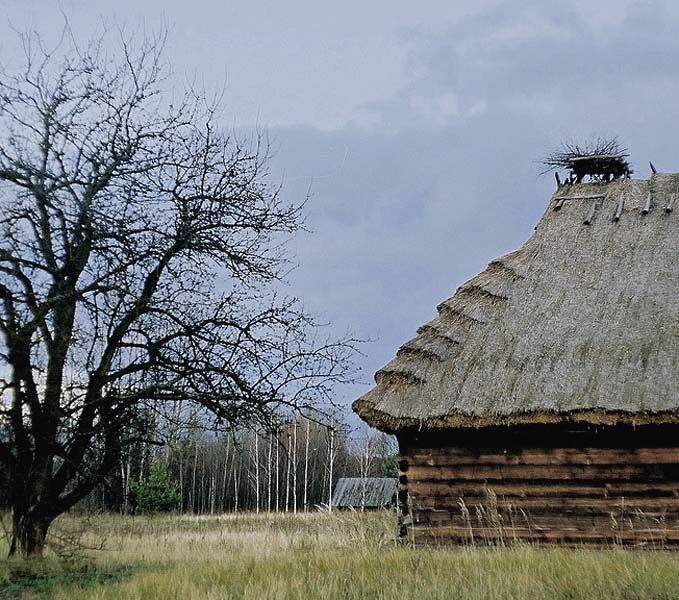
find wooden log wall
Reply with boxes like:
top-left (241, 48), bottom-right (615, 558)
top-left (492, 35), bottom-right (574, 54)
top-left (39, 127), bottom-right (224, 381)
top-left (397, 424), bottom-right (679, 548)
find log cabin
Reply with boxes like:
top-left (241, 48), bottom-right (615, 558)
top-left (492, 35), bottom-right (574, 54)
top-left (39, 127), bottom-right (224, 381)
top-left (353, 171), bottom-right (679, 547)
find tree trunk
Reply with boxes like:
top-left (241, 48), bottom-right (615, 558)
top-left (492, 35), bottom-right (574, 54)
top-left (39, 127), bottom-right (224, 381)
top-left (285, 431), bottom-right (291, 512)
top-left (275, 428), bottom-right (280, 512)
top-left (253, 432), bottom-right (260, 514)
top-left (292, 422), bottom-right (298, 514)
top-left (121, 454), bottom-right (131, 515)
top-left (201, 447), bottom-right (207, 514)
top-left (221, 435), bottom-right (231, 511)
top-left (210, 470), bottom-right (216, 515)
top-left (233, 454), bottom-right (239, 512)
top-left (327, 426), bottom-right (335, 513)
top-left (179, 451), bottom-right (185, 513)
top-left (9, 508), bottom-right (52, 558)
top-left (192, 438), bottom-right (198, 513)
top-left (303, 419), bottom-right (310, 512)
top-left (267, 434), bottom-right (273, 512)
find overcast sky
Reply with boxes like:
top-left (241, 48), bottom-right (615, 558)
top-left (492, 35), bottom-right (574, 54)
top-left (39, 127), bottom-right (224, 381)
top-left (3, 0), bottom-right (679, 427)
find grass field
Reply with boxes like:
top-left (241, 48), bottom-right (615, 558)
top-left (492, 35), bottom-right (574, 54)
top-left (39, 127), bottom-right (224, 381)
top-left (3, 511), bottom-right (679, 599)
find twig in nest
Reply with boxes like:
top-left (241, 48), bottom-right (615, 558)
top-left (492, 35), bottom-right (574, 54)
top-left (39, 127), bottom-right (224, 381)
top-left (541, 137), bottom-right (632, 183)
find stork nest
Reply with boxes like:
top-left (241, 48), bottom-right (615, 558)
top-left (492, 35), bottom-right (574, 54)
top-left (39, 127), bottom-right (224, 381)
top-left (542, 139), bottom-right (632, 183)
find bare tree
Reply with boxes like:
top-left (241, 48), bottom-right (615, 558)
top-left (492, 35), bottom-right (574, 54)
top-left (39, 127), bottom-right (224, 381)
top-left (0, 28), bottom-right (356, 557)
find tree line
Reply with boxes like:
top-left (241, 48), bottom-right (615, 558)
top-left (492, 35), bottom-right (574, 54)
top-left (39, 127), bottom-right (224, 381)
top-left (70, 416), bottom-right (396, 515)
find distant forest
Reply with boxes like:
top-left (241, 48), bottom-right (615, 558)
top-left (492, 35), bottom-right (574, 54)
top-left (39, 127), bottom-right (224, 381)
top-left (1, 411), bottom-right (395, 515)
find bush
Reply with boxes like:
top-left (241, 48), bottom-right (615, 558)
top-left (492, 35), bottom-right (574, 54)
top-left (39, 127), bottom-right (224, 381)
top-left (381, 454), bottom-right (399, 478)
top-left (131, 466), bottom-right (180, 514)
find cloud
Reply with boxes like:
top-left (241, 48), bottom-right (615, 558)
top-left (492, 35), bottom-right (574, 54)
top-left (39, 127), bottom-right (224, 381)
top-left (265, 1), bottom-right (679, 422)
top-left (362, 0), bottom-right (679, 136)
top-left (267, 119), bottom-right (552, 418)
top-left (6, 0), bottom-right (679, 425)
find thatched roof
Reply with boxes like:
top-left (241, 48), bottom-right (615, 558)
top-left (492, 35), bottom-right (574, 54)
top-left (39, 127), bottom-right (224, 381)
top-left (354, 174), bottom-right (679, 433)
top-left (332, 478), bottom-right (397, 508)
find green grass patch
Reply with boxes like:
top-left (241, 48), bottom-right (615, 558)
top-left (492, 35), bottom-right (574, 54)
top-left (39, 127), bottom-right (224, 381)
top-left (0, 557), bottom-right (131, 599)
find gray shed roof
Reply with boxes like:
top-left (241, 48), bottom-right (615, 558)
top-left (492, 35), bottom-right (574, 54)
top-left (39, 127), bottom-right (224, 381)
top-left (354, 174), bottom-right (679, 432)
top-left (332, 478), bottom-right (397, 508)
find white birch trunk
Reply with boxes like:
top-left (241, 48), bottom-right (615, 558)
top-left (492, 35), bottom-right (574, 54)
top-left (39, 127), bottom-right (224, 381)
top-left (267, 434), bottom-right (273, 512)
top-left (303, 419), bottom-right (310, 512)
top-left (200, 448), bottom-right (206, 513)
top-left (292, 422), bottom-right (298, 514)
top-left (285, 430), bottom-right (291, 512)
top-left (233, 454), bottom-right (239, 513)
top-left (275, 429), bottom-right (280, 512)
top-left (254, 432), bottom-right (260, 514)
top-left (328, 426), bottom-right (335, 512)
top-left (192, 438), bottom-right (198, 513)
top-left (179, 452), bottom-right (184, 513)
top-left (221, 435), bottom-right (231, 511)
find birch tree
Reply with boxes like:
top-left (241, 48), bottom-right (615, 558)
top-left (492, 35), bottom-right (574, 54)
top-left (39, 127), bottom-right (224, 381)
top-left (327, 424), bottom-right (336, 512)
top-left (303, 419), bottom-right (310, 511)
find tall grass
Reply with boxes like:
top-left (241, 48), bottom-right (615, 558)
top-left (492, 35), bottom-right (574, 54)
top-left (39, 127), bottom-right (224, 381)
top-left (2, 511), bottom-right (679, 599)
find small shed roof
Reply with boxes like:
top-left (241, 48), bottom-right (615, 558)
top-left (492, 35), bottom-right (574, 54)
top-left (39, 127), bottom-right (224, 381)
top-left (332, 477), bottom-right (397, 508)
top-left (354, 174), bottom-right (679, 432)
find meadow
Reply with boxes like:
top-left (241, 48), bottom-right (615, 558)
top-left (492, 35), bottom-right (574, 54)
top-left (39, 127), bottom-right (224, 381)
top-left (2, 511), bottom-right (679, 599)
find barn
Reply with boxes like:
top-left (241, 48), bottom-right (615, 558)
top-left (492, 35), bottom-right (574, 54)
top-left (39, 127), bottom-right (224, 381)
top-left (332, 477), bottom-right (397, 510)
top-left (353, 169), bottom-right (679, 546)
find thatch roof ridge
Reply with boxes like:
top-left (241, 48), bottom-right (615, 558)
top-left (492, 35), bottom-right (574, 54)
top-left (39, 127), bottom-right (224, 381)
top-left (354, 174), bottom-right (679, 432)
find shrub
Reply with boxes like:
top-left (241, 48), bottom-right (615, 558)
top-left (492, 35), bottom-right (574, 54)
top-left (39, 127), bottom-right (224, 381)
top-left (131, 466), bottom-right (180, 514)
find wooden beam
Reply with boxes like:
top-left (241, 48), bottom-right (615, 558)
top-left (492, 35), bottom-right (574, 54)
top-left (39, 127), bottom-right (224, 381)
top-left (409, 480), bottom-right (679, 499)
top-left (406, 447), bottom-right (679, 466)
top-left (613, 193), bottom-right (624, 222)
top-left (407, 463), bottom-right (678, 481)
top-left (584, 201), bottom-right (597, 225)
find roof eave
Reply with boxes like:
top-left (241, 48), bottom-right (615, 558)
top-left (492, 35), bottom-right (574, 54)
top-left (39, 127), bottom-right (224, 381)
top-left (354, 399), bottom-right (679, 434)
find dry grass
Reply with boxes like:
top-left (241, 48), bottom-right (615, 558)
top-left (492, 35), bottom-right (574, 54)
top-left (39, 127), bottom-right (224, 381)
top-left (2, 511), bottom-right (679, 599)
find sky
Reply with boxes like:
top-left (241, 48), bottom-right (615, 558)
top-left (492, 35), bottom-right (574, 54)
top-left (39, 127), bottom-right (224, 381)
top-left (3, 0), bottom-right (679, 429)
